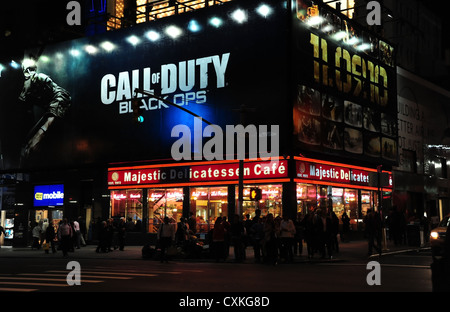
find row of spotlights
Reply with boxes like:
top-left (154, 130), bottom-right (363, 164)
top-left (3, 4), bottom-right (275, 67)
top-left (63, 5), bottom-right (273, 55)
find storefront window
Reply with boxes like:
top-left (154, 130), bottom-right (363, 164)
top-left (331, 187), bottom-right (345, 219)
top-left (111, 189), bottom-right (143, 231)
top-left (190, 186), bottom-right (228, 233)
top-left (296, 183), bottom-right (317, 214)
top-left (148, 188), bottom-right (184, 233)
top-left (239, 184), bottom-right (282, 218)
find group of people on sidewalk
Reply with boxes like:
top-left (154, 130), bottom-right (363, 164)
top-left (207, 208), bottom-right (343, 265)
top-left (30, 217), bottom-right (87, 257)
top-left (95, 217), bottom-right (127, 253)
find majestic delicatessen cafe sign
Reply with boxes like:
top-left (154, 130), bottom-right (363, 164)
top-left (296, 160), bottom-right (393, 188)
top-left (108, 160), bottom-right (288, 187)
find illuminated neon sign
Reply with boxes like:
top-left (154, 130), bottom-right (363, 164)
top-left (33, 184), bottom-right (64, 207)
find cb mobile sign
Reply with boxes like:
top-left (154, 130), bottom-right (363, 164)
top-left (33, 184), bottom-right (64, 207)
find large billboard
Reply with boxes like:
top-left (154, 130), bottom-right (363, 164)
top-left (0, 0), bottom-right (289, 171)
top-left (292, 0), bottom-right (398, 166)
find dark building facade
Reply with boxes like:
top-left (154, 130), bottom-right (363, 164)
top-left (0, 0), bottom-right (397, 246)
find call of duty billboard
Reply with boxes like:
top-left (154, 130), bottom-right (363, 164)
top-left (0, 0), bottom-right (289, 171)
top-left (292, 0), bottom-right (398, 166)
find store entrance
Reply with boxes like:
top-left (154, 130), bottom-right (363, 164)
top-left (147, 188), bottom-right (184, 233)
top-left (190, 186), bottom-right (228, 234)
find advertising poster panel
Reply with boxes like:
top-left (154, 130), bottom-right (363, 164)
top-left (292, 0), bottom-right (398, 166)
top-left (0, 0), bottom-right (288, 171)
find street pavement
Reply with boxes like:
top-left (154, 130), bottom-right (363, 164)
top-left (0, 239), bottom-right (431, 263)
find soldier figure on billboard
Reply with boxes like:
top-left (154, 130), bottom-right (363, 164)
top-left (18, 59), bottom-right (71, 166)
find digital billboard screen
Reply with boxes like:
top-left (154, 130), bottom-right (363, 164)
top-left (291, 0), bottom-right (398, 166)
top-left (0, 0), bottom-right (289, 171)
top-left (33, 184), bottom-right (64, 207)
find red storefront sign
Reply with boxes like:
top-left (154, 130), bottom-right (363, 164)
top-left (108, 160), bottom-right (288, 187)
top-left (296, 160), bottom-right (392, 188)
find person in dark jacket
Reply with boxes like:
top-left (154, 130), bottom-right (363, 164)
top-left (117, 218), bottom-right (126, 251)
top-left (364, 209), bottom-right (382, 256)
top-left (45, 220), bottom-right (57, 253)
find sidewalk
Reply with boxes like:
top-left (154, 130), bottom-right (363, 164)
top-left (0, 239), bottom-right (430, 263)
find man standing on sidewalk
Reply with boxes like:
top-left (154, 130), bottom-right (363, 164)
top-left (58, 218), bottom-right (73, 257)
top-left (73, 219), bottom-right (81, 249)
top-left (364, 209), bottom-right (382, 256)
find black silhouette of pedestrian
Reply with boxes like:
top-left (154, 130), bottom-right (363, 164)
top-left (157, 217), bottom-right (175, 263)
top-left (364, 209), bottom-right (382, 256)
top-left (212, 217), bottom-right (227, 262)
top-left (58, 218), bottom-right (73, 257)
top-left (264, 213), bottom-right (278, 265)
top-left (230, 214), bottom-right (245, 262)
top-left (117, 218), bottom-right (126, 251)
top-left (330, 211), bottom-right (339, 253)
top-left (96, 221), bottom-right (108, 253)
top-left (250, 217), bottom-right (264, 263)
top-left (45, 220), bottom-right (56, 253)
top-left (302, 213), bottom-right (314, 259)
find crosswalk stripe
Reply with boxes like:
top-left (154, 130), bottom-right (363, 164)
top-left (47, 270), bottom-right (158, 277)
top-left (0, 287), bottom-right (38, 292)
top-left (18, 273), bottom-right (133, 280)
top-left (0, 281), bottom-right (68, 287)
top-left (91, 268), bottom-right (182, 275)
top-left (0, 266), bottom-right (161, 291)
top-left (0, 277), bottom-right (102, 283)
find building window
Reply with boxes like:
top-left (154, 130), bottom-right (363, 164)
top-left (148, 188), bottom-right (184, 232)
top-left (190, 186), bottom-right (228, 233)
top-left (107, 0), bottom-right (234, 30)
top-left (323, 0), bottom-right (355, 19)
top-left (110, 189), bottom-right (143, 231)
top-left (239, 184), bottom-right (283, 218)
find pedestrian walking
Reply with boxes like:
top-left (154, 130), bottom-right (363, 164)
top-left (212, 217), bottom-right (227, 262)
top-left (293, 212), bottom-right (304, 256)
top-left (106, 218), bottom-right (115, 251)
top-left (302, 213), bottom-right (315, 259)
top-left (175, 217), bottom-right (189, 251)
top-left (117, 217), bottom-right (126, 251)
top-left (363, 209), bottom-right (382, 256)
top-left (58, 218), bottom-right (73, 257)
top-left (45, 220), bottom-right (57, 253)
top-left (264, 213), bottom-right (278, 265)
top-left (341, 211), bottom-right (350, 242)
top-left (157, 217), bottom-right (175, 263)
top-left (330, 211), bottom-right (339, 253)
top-left (96, 221), bottom-right (108, 253)
top-left (250, 216), bottom-right (264, 263)
top-left (73, 219), bottom-right (81, 249)
top-left (31, 221), bottom-right (42, 250)
top-left (279, 215), bottom-right (296, 262)
top-left (230, 214), bottom-right (245, 262)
